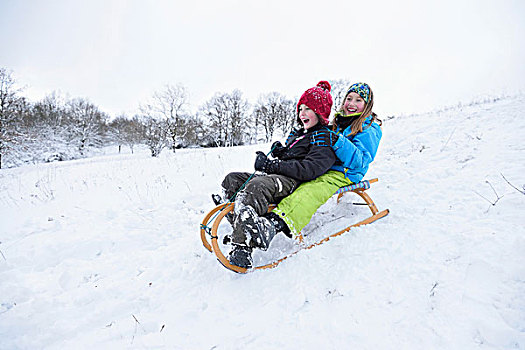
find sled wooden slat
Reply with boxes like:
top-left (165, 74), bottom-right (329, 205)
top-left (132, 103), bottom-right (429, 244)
top-left (200, 178), bottom-right (389, 273)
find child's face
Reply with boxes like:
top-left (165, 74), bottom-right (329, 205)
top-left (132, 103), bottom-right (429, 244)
top-left (298, 104), bottom-right (320, 130)
top-left (343, 92), bottom-right (366, 115)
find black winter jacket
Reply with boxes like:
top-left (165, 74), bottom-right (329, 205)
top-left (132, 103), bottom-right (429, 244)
top-left (269, 124), bottom-right (336, 182)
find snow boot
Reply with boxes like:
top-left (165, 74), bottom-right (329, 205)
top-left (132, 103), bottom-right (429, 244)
top-left (228, 244), bottom-right (253, 269)
top-left (237, 206), bottom-right (277, 250)
top-left (211, 193), bottom-right (223, 206)
top-left (211, 193), bottom-right (235, 227)
top-left (264, 212), bottom-right (291, 238)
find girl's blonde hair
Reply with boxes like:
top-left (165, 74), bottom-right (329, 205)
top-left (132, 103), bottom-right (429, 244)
top-left (332, 85), bottom-right (382, 136)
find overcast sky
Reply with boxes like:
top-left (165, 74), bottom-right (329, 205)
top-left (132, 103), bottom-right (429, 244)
top-left (1, 0), bottom-right (524, 118)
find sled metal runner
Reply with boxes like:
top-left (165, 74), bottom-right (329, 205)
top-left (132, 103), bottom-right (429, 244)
top-left (200, 178), bottom-right (389, 273)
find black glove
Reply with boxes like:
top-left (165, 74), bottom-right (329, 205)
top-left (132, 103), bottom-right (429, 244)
top-left (270, 141), bottom-right (286, 158)
top-left (254, 151), bottom-right (278, 173)
top-left (311, 129), bottom-right (339, 147)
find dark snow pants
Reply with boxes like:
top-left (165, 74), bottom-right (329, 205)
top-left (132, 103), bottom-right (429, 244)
top-left (221, 172), bottom-right (299, 246)
top-left (221, 172), bottom-right (299, 216)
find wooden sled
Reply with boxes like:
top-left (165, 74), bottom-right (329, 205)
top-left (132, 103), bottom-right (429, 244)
top-left (200, 178), bottom-right (390, 273)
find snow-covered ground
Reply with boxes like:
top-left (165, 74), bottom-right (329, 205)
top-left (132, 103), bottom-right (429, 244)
top-left (1, 95), bottom-right (524, 349)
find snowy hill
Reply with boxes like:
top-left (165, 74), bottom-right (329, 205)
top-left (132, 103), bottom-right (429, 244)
top-left (1, 95), bottom-right (524, 349)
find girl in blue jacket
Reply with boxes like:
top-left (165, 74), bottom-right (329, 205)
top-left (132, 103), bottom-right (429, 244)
top-left (272, 82), bottom-right (382, 236)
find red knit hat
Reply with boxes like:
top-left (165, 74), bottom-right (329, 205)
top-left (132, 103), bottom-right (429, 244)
top-left (296, 81), bottom-right (333, 125)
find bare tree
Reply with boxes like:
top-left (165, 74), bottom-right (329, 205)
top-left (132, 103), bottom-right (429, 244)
top-left (138, 114), bottom-right (167, 157)
top-left (65, 98), bottom-right (107, 155)
top-left (226, 89), bottom-right (249, 146)
top-left (109, 115), bottom-right (129, 153)
top-left (0, 68), bottom-right (25, 168)
top-left (109, 115), bottom-right (143, 153)
top-left (138, 97), bottom-right (170, 157)
top-left (277, 96), bottom-right (296, 138)
top-left (143, 84), bottom-right (189, 151)
top-left (330, 79), bottom-right (352, 113)
top-left (253, 92), bottom-right (295, 142)
top-left (27, 92), bottom-right (70, 149)
top-left (177, 115), bottom-right (209, 147)
top-left (199, 89), bottom-right (249, 147)
top-left (125, 117), bottom-right (144, 153)
top-left (200, 95), bottom-right (227, 147)
top-left (30, 91), bottom-right (67, 128)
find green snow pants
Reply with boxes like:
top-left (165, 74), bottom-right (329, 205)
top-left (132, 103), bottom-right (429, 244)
top-left (272, 170), bottom-right (353, 236)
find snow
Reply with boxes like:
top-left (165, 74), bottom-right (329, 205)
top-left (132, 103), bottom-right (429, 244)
top-left (1, 95), bottom-right (525, 349)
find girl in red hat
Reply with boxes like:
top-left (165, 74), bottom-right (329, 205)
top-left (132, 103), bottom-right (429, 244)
top-left (214, 81), bottom-right (338, 268)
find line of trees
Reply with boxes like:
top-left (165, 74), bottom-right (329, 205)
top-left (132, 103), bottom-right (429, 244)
top-left (0, 67), bottom-right (350, 168)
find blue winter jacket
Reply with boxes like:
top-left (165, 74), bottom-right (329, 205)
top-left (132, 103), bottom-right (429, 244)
top-left (330, 116), bottom-right (382, 183)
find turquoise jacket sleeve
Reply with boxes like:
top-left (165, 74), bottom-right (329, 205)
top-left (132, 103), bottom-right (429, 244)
top-left (331, 119), bottom-right (382, 182)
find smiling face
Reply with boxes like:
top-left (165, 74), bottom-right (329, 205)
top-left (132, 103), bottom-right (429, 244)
top-left (298, 104), bottom-right (320, 130)
top-left (342, 92), bottom-right (366, 115)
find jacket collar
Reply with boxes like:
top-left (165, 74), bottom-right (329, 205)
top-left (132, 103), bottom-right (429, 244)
top-left (304, 123), bottom-right (326, 134)
top-left (335, 116), bottom-right (373, 134)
